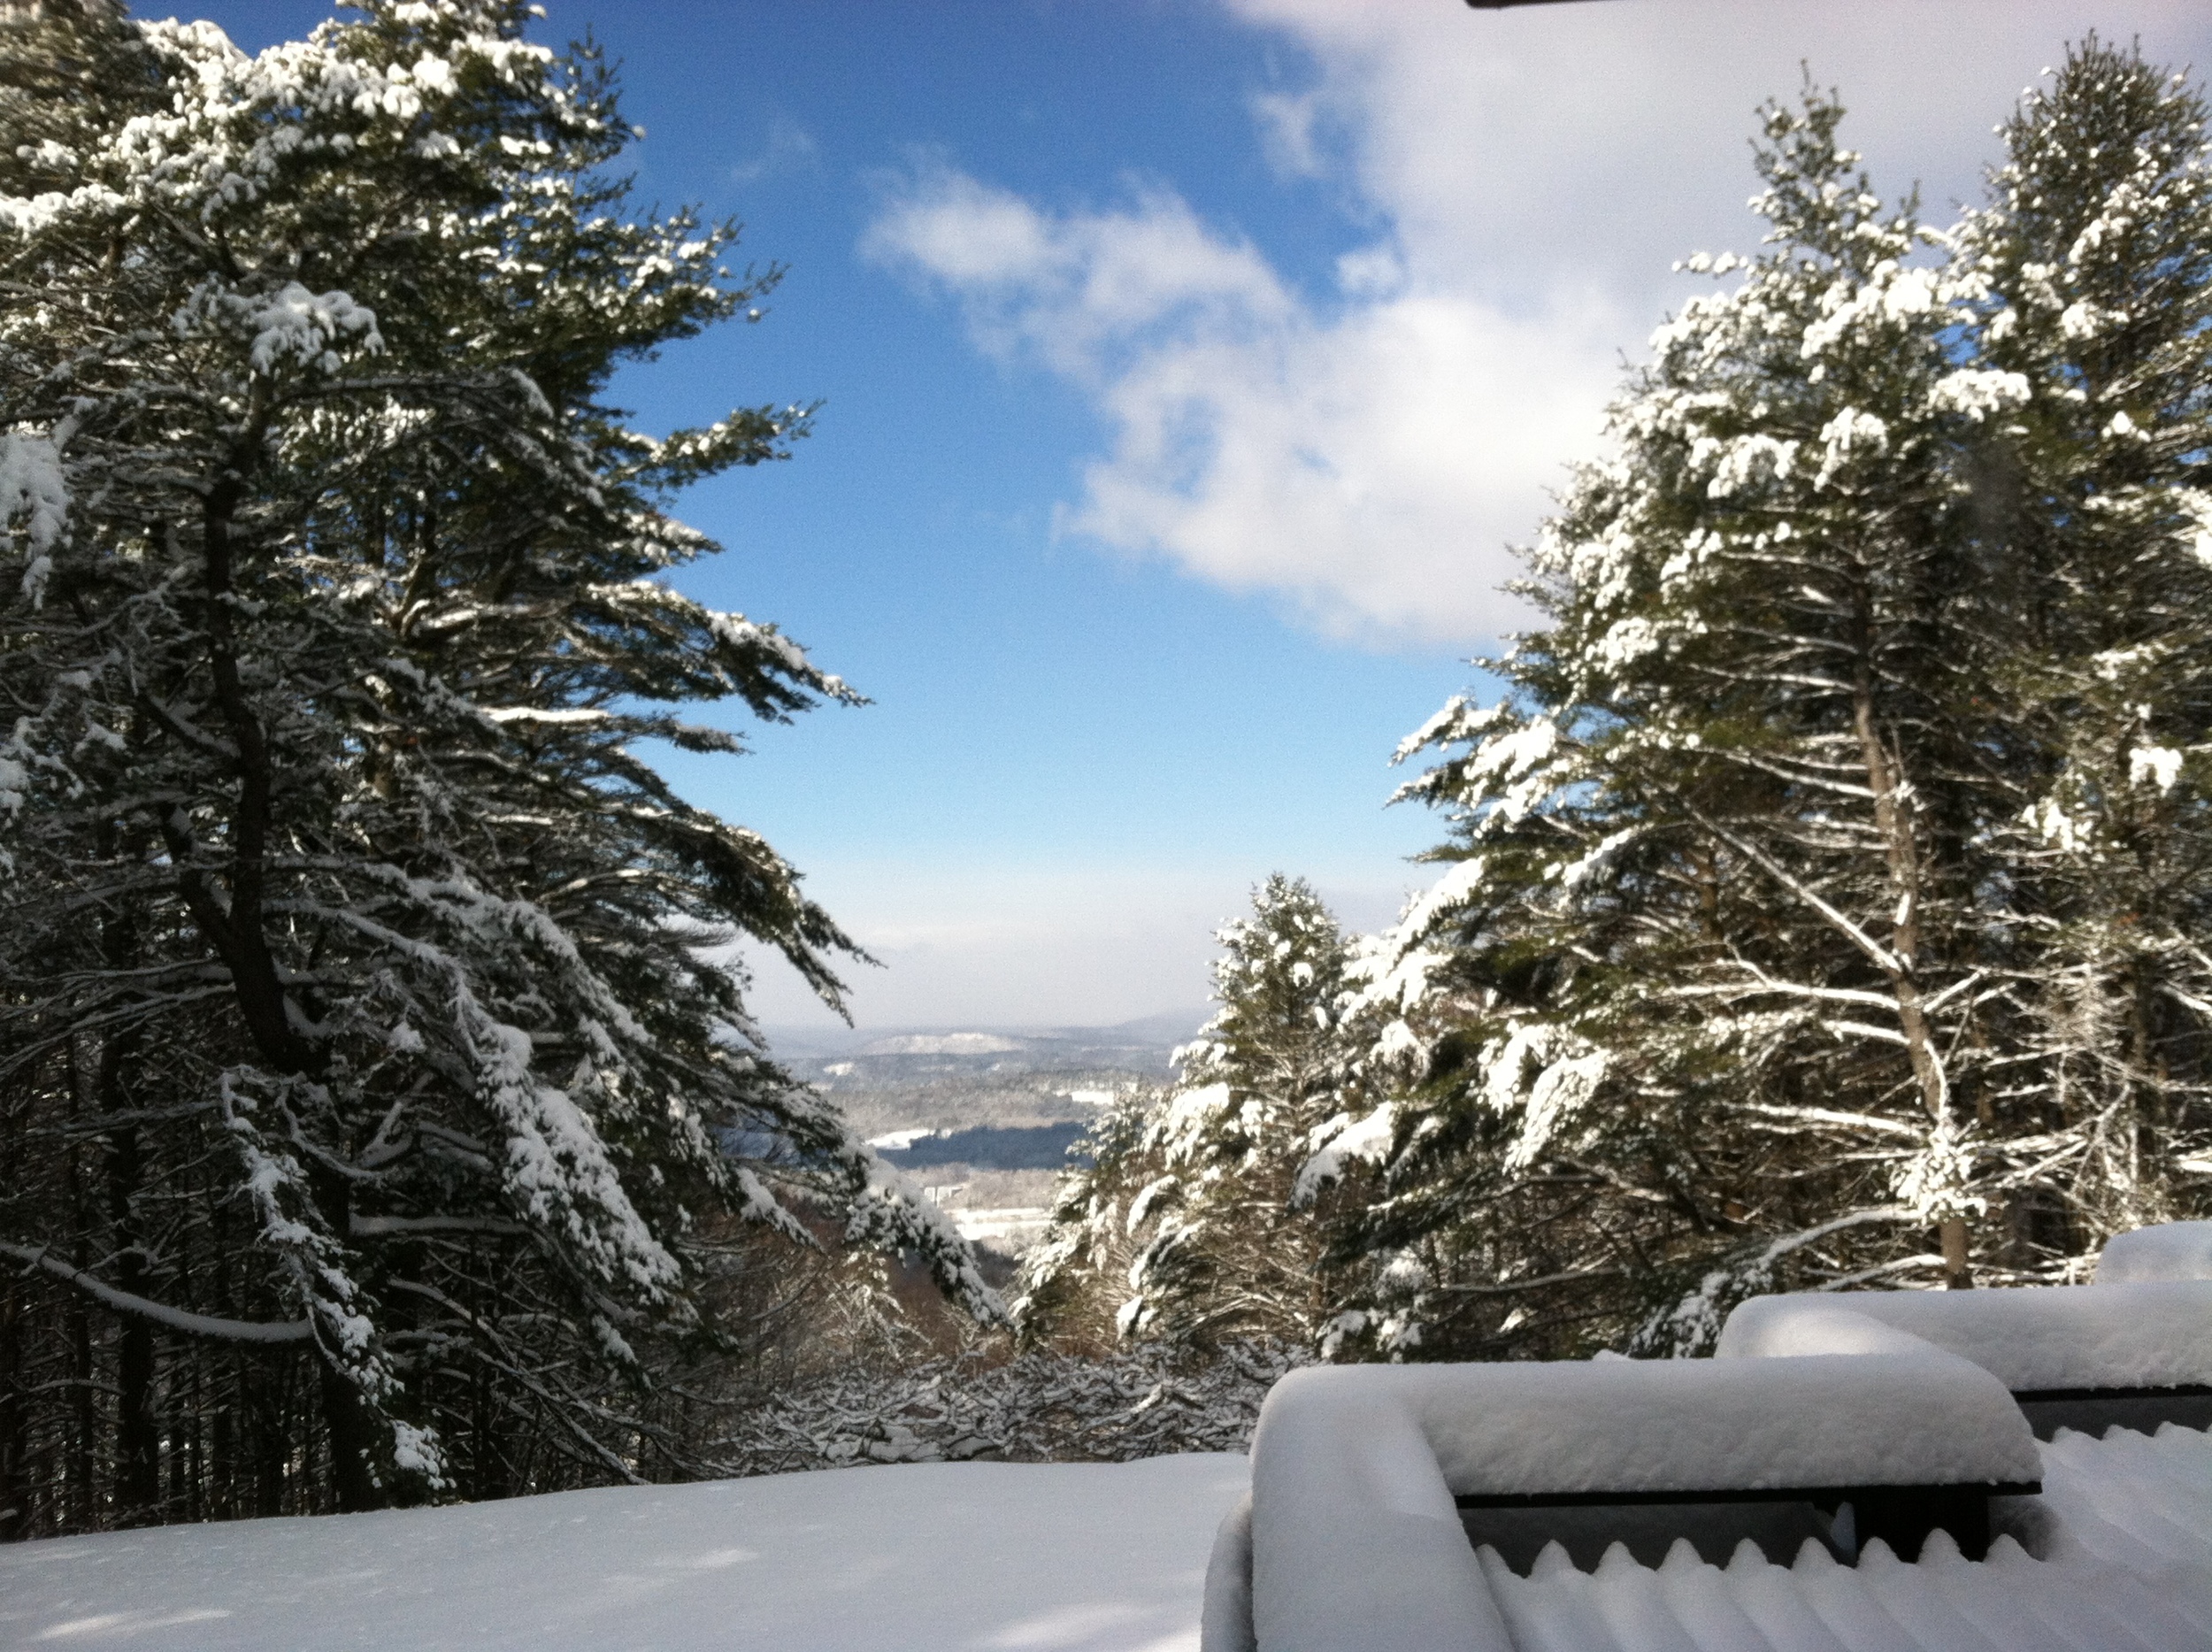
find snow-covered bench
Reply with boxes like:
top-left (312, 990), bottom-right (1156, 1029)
top-left (1206, 1318), bottom-right (2039, 1652)
top-left (1207, 1226), bottom-right (2209, 1649)
top-left (1719, 1271), bottom-right (2212, 1439)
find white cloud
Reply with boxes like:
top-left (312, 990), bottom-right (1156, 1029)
top-left (867, 165), bottom-right (1606, 644)
top-left (1068, 280), bottom-right (1611, 642)
top-left (866, 0), bottom-right (2212, 650)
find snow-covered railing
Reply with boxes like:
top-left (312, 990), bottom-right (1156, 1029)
top-left (1719, 1276), bottom-right (2212, 1438)
top-left (1207, 1321), bottom-right (2039, 1652)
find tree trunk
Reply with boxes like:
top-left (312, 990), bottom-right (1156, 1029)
top-left (187, 480), bottom-right (388, 1513)
top-left (64, 1098), bottom-right (98, 1531)
top-left (1854, 664), bottom-right (1974, 1288)
top-left (0, 1273), bottom-right (23, 1541)
top-left (1940, 1217), bottom-right (1972, 1289)
top-left (318, 1356), bottom-right (381, 1513)
top-left (211, 1252), bottom-right (237, 1519)
top-left (107, 1124), bottom-right (159, 1525)
top-left (96, 819), bottom-right (161, 1525)
top-left (250, 1359), bottom-right (288, 1518)
top-left (66, 1287), bottom-right (96, 1530)
top-left (309, 1164), bottom-right (382, 1514)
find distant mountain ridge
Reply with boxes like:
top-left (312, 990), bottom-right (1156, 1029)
top-left (860, 1033), bottom-right (1025, 1057)
top-left (760, 1010), bottom-right (1209, 1173)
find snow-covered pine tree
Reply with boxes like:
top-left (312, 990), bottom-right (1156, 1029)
top-left (1954, 39), bottom-right (2212, 1263)
top-left (0, 0), bottom-right (990, 1527)
top-left (1016, 876), bottom-right (1358, 1351)
top-left (1307, 63), bottom-right (2210, 1362)
top-left (1007, 1087), bottom-right (1167, 1352)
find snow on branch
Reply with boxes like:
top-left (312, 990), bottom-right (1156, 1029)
top-left (0, 1241), bottom-right (311, 1344)
top-left (1, 427), bottom-right (68, 606)
top-left (713, 1341), bottom-right (1305, 1474)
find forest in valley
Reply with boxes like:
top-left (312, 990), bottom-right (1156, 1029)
top-left (3, 0), bottom-right (2208, 1538)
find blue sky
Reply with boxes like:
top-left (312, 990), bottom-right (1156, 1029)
top-left (198, 0), bottom-right (2212, 1031)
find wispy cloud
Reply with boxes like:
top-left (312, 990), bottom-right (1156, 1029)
top-left (731, 113), bottom-right (819, 184)
top-left (864, 166), bottom-right (1295, 378)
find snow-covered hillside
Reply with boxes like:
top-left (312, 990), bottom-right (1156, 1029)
top-left (0, 1456), bottom-right (1248, 1651)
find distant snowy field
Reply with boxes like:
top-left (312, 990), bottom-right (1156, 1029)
top-left (0, 1455), bottom-right (1249, 1651)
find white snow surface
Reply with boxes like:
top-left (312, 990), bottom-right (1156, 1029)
top-left (1718, 1279), bottom-right (2212, 1392)
top-left (0, 1455), bottom-right (1249, 1652)
top-left (865, 1126), bottom-right (938, 1149)
top-left (1261, 1356), bottom-right (2035, 1506)
top-left (1713, 1302), bottom-right (1967, 1363)
top-left (242, 280), bottom-right (381, 373)
top-left (2099, 1219), bottom-right (2212, 1284)
top-left (1248, 1365), bottom-right (1510, 1652)
top-left (951, 1203), bottom-right (1054, 1251)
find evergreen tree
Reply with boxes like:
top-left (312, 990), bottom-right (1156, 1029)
top-left (1017, 876), bottom-right (1357, 1351)
top-left (0, 0), bottom-right (989, 1527)
top-left (1009, 1086), bottom-right (1164, 1352)
top-left (1310, 52), bottom-right (2212, 1362)
top-left (1956, 38), bottom-right (2212, 1259)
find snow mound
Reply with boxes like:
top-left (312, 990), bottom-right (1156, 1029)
top-left (1719, 1279), bottom-right (2212, 1392)
top-left (0, 1456), bottom-right (1248, 1652)
top-left (2098, 1219), bottom-right (2212, 1284)
top-left (1717, 1301), bottom-right (1980, 1362)
top-left (1264, 1353), bottom-right (2036, 1504)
